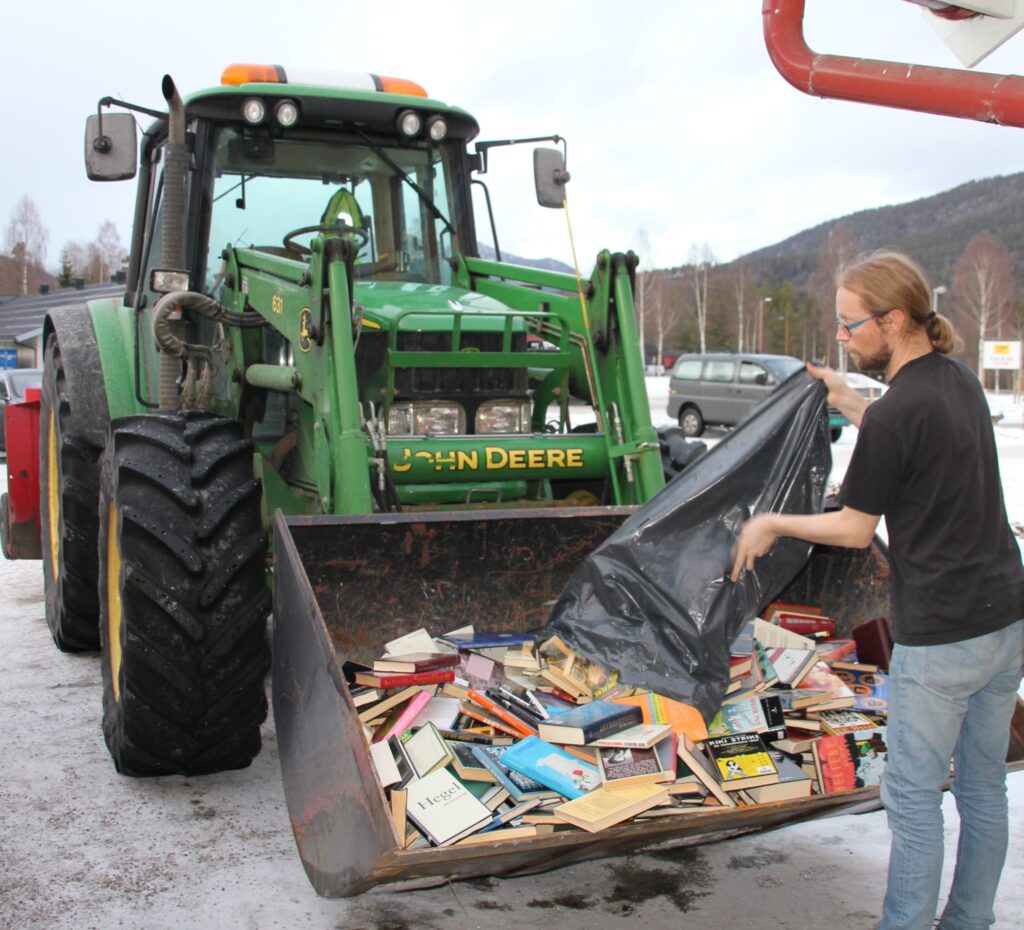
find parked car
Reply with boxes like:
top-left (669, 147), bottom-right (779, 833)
top-left (0, 368), bottom-right (43, 454)
top-left (829, 370), bottom-right (888, 441)
top-left (667, 352), bottom-right (850, 441)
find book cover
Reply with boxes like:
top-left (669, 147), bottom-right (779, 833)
top-left (356, 685), bottom-right (423, 724)
top-left (537, 701), bottom-right (643, 746)
top-left (447, 740), bottom-right (497, 783)
top-left (502, 736), bottom-right (601, 800)
top-left (795, 662), bottom-right (856, 710)
top-left (373, 652), bottom-right (460, 674)
top-left (373, 689), bottom-right (434, 744)
top-left (813, 708), bottom-right (881, 738)
top-left (407, 695), bottom-right (463, 732)
top-left (468, 743), bottom-right (561, 802)
top-left (729, 620), bottom-right (755, 657)
top-left (708, 694), bottom-right (784, 741)
top-left (705, 733), bottom-right (779, 790)
top-left (354, 669), bottom-right (456, 689)
top-left (763, 646), bottom-right (817, 687)
top-left (596, 734), bottom-right (677, 789)
top-left (752, 639), bottom-right (779, 689)
top-left (405, 767), bottom-right (493, 846)
top-left (851, 728), bottom-right (888, 788)
top-left (814, 638), bottom-right (858, 664)
top-left (553, 783), bottom-right (669, 833)
top-left (774, 612), bottom-right (836, 638)
top-left (612, 691), bottom-right (708, 742)
top-left (831, 667), bottom-right (890, 716)
top-left (674, 735), bottom-right (737, 808)
top-left (763, 602), bottom-right (823, 622)
top-left (399, 722), bottom-right (454, 778)
top-left (811, 734), bottom-right (858, 794)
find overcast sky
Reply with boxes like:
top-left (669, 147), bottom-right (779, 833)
top-left (4, 1), bottom-right (1023, 275)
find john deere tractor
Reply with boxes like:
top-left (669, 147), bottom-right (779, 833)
top-left (34, 64), bottom-right (677, 777)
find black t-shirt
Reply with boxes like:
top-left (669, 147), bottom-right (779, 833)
top-left (839, 352), bottom-right (1023, 646)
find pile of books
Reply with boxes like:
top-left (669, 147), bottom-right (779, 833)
top-left (349, 607), bottom-right (890, 848)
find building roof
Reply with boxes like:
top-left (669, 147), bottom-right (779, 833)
top-left (0, 284), bottom-right (124, 342)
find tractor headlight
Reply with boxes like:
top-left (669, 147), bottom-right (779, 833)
top-left (275, 99), bottom-right (299, 127)
top-left (242, 97), bottom-right (266, 124)
top-left (397, 109), bottom-right (422, 137)
top-left (387, 402), bottom-right (465, 436)
top-left (476, 400), bottom-right (532, 434)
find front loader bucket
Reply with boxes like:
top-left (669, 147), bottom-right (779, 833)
top-left (270, 509), bottom-right (1023, 897)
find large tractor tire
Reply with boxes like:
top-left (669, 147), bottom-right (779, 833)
top-left (40, 332), bottom-right (105, 652)
top-left (98, 412), bottom-right (271, 776)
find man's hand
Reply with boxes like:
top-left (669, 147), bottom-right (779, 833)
top-left (730, 514), bottom-right (780, 582)
top-left (806, 362), bottom-right (868, 428)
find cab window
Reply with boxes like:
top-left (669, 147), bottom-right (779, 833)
top-left (738, 361), bottom-right (770, 385)
top-left (704, 360), bottom-right (735, 383)
top-left (672, 359), bottom-right (702, 380)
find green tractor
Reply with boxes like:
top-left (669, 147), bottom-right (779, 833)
top-left (36, 64), bottom-right (679, 778)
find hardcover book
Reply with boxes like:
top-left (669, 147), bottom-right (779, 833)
top-left (405, 767), bottom-right (493, 846)
top-left (439, 630), bottom-right (536, 650)
top-left (501, 736), bottom-right (601, 800)
top-left (399, 722), bottom-right (454, 778)
top-left (537, 701), bottom-right (643, 746)
top-left (705, 733), bottom-right (780, 791)
top-left (373, 652), bottom-right (460, 674)
top-left (354, 669), bottom-right (456, 689)
top-left (852, 617), bottom-right (894, 670)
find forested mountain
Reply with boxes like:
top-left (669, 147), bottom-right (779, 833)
top-left (736, 172), bottom-right (1024, 292)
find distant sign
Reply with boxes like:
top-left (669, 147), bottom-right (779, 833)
top-left (0, 348), bottom-right (17, 370)
top-left (982, 341), bottom-right (1021, 370)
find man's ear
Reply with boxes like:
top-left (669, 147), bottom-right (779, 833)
top-left (884, 307), bottom-right (908, 334)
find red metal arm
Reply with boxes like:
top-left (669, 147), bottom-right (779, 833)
top-left (763, 0), bottom-right (1024, 127)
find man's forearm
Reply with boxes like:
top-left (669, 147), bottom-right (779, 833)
top-left (764, 509), bottom-right (878, 550)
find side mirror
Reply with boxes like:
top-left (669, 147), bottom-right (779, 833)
top-left (85, 113), bottom-right (137, 181)
top-left (754, 372), bottom-right (768, 386)
top-left (533, 148), bottom-right (570, 209)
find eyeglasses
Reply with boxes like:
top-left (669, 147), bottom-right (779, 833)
top-left (836, 311), bottom-right (887, 339)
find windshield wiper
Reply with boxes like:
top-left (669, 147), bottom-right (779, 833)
top-left (352, 127), bottom-right (457, 239)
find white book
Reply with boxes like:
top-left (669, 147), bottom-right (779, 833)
top-left (406, 768), bottom-right (493, 846)
top-left (384, 628), bottom-right (442, 656)
top-left (589, 723), bottom-right (673, 749)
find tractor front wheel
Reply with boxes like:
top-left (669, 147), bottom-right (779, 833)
top-left (99, 412), bottom-right (270, 776)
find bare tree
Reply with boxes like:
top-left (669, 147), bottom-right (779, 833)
top-left (733, 260), bottom-right (748, 352)
top-left (954, 231), bottom-right (1013, 386)
top-left (688, 242), bottom-right (715, 354)
top-left (93, 221), bottom-right (124, 282)
top-left (810, 222), bottom-right (856, 369)
top-left (4, 195), bottom-right (49, 295)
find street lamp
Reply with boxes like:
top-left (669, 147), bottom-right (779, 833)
top-left (758, 296), bottom-right (772, 352)
top-left (932, 285), bottom-right (947, 314)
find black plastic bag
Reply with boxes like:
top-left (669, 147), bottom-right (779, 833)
top-left (546, 370), bottom-right (832, 720)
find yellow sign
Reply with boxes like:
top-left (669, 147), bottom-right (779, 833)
top-left (271, 294), bottom-right (284, 315)
top-left (392, 446), bottom-right (585, 473)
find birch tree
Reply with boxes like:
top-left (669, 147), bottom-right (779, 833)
top-left (954, 232), bottom-right (1013, 386)
top-left (688, 242), bottom-right (715, 354)
top-left (4, 195), bottom-right (48, 295)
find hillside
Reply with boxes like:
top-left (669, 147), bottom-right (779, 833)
top-left (736, 172), bottom-right (1024, 292)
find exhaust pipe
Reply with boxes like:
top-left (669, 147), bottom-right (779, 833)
top-left (159, 75), bottom-right (187, 411)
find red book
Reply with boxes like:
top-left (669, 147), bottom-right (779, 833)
top-left (372, 652), bottom-right (459, 674)
top-left (354, 669), bottom-right (455, 688)
top-left (852, 617), bottom-right (894, 670)
top-left (775, 612), bottom-right (836, 638)
top-left (466, 689), bottom-right (538, 738)
top-left (815, 638), bottom-right (858, 664)
top-left (811, 734), bottom-right (857, 794)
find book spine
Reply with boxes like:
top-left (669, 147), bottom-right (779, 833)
top-left (360, 670), bottom-right (455, 688)
top-left (374, 690), bottom-right (433, 744)
top-left (459, 703), bottom-right (526, 739)
top-left (467, 689), bottom-right (537, 738)
top-left (578, 709), bottom-right (642, 743)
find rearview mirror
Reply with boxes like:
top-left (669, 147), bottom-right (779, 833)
top-left (533, 148), bottom-right (570, 209)
top-left (85, 113), bottom-right (137, 181)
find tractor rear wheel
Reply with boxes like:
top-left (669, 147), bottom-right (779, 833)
top-left (99, 412), bottom-right (270, 776)
top-left (40, 333), bottom-right (104, 651)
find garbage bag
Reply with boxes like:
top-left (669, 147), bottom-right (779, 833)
top-left (546, 370), bottom-right (832, 721)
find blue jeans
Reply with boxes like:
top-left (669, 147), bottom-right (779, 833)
top-left (878, 618), bottom-right (1024, 930)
